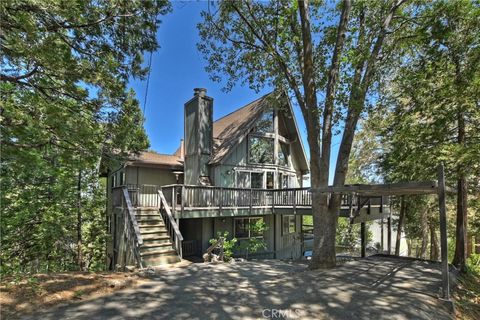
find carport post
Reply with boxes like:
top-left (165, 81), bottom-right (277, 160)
top-left (361, 222), bottom-right (366, 258)
top-left (437, 164), bottom-right (450, 300)
top-left (387, 213), bottom-right (392, 255)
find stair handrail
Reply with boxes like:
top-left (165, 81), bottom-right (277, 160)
top-left (157, 190), bottom-right (184, 258)
top-left (121, 186), bottom-right (143, 268)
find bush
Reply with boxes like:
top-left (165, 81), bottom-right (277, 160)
top-left (209, 231), bottom-right (237, 261)
top-left (466, 254), bottom-right (480, 276)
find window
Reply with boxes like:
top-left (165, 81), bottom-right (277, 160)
top-left (120, 171), bottom-right (126, 186)
top-left (236, 171), bottom-right (250, 188)
top-left (279, 173), bottom-right (294, 188)
top-left (234, 217), bottom-right (264, 238)
top-left (282, 215), bottom-right (296, 235)
top-left (266, 172), bottom-right (274, 189)
top-left (254, 111), bottom-right (274, 133)
top-left (249, 136), bottom-right (274, 164)
top-left (251, 172), bottom-right (263, 189)
top-left (278, 142), bottom-right (290, 167)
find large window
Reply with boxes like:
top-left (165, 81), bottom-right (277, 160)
top-left (254, 111), bottom-right (274, 133)
top-left (278, 142), bottom-right (290, 167)
top-left (282, 215), bottom-right (296, 235)
top-left (249, 136), bottom-right (274, 164)
top-left (234, 217), bottom-right (264, 239)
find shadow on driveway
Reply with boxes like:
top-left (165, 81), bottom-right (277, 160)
top-left (27, 256), bottom-right (453, 320)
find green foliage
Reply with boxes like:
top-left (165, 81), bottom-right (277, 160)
top-left (209, 231), bottom-right (237, 261)
top-left (1, 0), bottom-right (171, 274)
top-left (467, 254), bottom-right (480, 276)
top-left (236, 219), bottom-right (268, 259)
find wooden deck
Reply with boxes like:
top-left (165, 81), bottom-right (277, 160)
top-left (123, 184), bottom-right (390, 221)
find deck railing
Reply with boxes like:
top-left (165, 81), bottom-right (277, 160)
top-left (121, 184), bottom-right (388, 215)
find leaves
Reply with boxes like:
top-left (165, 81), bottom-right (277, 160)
top-left (1, 0), bottom-right (170, 274)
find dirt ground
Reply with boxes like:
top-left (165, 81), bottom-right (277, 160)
top-left (0, 271), bottom-right (141, 319)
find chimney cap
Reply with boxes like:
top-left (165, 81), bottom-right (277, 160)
top-left (194, 88), bottom-right (207, 97)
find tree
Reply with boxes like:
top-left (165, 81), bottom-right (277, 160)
top-left (1, 0), bottom-right (170, 273)
top-left (378, 0), bottom-right (480, 271)
top-left (198, 0), bottom-right (409, 268)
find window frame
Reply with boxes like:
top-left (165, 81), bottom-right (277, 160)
top-left (234, 217), bottom-right (265, 239)
top-left (282, 215), bottom-right (296, 235)
top-left (248, 135), bottom-right (275, 165)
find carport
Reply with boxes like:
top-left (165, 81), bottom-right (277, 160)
top-left (312, 164), bottom-right (454, 300)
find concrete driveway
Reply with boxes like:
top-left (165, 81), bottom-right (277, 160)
top-left (28, 256), bottom-right (452, 320)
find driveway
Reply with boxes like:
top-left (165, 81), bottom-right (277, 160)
top-left (28, 256), bottom-right (452, 320)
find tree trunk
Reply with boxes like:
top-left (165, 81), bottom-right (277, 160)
top-left (452, 110), bottom-right (468, 271)
top-left (395, 196), bottom-right (406, 256)
top-left (77, 170), bottom-right (83, 271)
top-left (430, 220), bottom-right (439, 261)
top-left (299, 0), bottom-right (350, 270)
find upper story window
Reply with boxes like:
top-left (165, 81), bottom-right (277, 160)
top-left (254, 111), bottom-right (274, 133)
top-left (248, 136), bottom-right (274, 164)
top-left (278, 141), bottom-right (290, 167)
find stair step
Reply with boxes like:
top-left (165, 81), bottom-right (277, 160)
top-left (142, 254), bottom-right (181, 266)
top-left (139, 225), bottom-right (167, 233)
top-left (137, 220), bottom-right (165, 226)
top-left (141, 229), bottom-right (168, 235)
top-left (141, 242), bottom-right (173, 249)
top-left (140, 248), bottom-right (177, 257)
top-left (136, 214), bottom-right (163, 220)
top-left (142, 234), bottom-right (170, 241)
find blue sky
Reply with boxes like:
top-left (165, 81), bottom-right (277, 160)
top-left (129, 1), bottom-right (341, 183)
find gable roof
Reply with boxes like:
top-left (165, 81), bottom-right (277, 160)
top-left (127, 91), bottom-right (309, 173)
top-left (210, 92), bottom-right (274, 164)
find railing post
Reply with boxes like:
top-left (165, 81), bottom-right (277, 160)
top-left (181, 185), bottom-right (185, 215)
top-left (293, 189), bottom-right (297, 214)
top-left (172, 187), bottom-right (176, 216)
top-left (219, 187), bottom-right (223, 214)
top-left (249, 188), bottom-right (253, 213)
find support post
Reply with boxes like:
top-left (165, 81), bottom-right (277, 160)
top-left (380, 218), bottom-right (384, 252)
top-left (361, 222), bottom-right (366, 258)
top-left (387, 213), bottom-right (392, 255)
top-left (438, 164), bottom-right (450, 301)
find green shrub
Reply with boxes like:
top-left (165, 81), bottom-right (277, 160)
top-left (466, 253), bottom-right (480, 276)
top-left (209, 231), bottom-right (237, 261)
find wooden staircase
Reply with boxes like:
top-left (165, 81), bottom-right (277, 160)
top-left (135, 208), bottom-right (181, 266)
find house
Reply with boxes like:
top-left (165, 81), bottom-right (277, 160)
top-left (107, 88), bottom-right (390, 268)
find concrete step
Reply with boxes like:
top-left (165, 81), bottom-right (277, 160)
top-left (142, 254), bottom-right (181, 266)
top-left (141, 248), bottom-right (177, 257)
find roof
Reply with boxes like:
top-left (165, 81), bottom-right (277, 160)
top-left (210, 93), bottom-right (273, 164)
top-left (127, 151), bottom-right (183, 170)
top-left (126, 91), bottom-right (309, 173)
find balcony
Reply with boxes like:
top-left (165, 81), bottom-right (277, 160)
top-left (118, 184), bottom-right (390, 220)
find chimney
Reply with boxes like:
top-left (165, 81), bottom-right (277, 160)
top-left (193, 87), bottom-right (207, 97)
top-left (184, 88), bottom-right (213, 185)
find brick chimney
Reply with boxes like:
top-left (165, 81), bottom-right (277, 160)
top-left (184, 88), bottom-right (213, 185)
